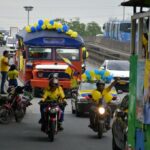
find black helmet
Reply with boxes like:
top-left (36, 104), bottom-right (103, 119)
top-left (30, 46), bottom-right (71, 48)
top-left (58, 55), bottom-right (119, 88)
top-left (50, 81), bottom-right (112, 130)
top-left (96, 80), bottom-right (105, 87)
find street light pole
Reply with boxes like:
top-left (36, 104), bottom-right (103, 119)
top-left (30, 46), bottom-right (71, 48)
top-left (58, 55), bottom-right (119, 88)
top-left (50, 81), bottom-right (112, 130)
top-left (123, 0), bottom-right (125, 21)
top-left (24, 6), bottom-right (34, 25)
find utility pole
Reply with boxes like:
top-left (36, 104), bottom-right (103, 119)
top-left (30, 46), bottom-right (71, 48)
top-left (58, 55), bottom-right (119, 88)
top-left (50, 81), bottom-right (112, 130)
top-left (24, 6), bottom-right (34, 25)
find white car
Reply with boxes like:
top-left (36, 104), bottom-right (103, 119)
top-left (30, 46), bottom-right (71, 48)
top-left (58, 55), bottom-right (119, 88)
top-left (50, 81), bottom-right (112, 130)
top-left (6, 37), bottom-right (16, 57)
top-left (100, 60), bottom-right (129, 92)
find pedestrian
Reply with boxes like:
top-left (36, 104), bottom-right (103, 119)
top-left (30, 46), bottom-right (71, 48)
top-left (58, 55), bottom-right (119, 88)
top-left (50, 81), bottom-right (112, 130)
top-left (0, 50), bottom-right (10, 94)
top-left (7, 64), bottom-right (18, 87)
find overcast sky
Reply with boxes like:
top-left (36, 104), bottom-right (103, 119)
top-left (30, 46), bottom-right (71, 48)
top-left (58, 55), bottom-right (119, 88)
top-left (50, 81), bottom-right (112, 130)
top-left (0, 0), bottom-right (133, 29)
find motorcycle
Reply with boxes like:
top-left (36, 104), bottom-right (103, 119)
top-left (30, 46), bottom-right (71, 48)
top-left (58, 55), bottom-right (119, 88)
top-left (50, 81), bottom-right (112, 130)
top-left (89, 100), bottom-right (111, 138)
top-left (40, 100), bottom-right (66, 142)
top-left (0, 86), bottom-right (32, 124)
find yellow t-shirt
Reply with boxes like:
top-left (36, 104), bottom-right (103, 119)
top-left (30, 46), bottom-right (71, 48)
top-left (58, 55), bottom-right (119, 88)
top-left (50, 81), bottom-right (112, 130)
top-left (92, 87), bottom-right (111, 104)
top-left (42, 86), bottom-right (65, 102)
top-left (0, 56), bottom-right (9, 72)
top-left (8, 70), bottom-right (19, 79)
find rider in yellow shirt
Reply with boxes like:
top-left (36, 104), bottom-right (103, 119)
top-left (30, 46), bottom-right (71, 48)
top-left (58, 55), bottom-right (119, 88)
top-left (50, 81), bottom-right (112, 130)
top-left (89, 79), bottom-right (119, 129)
top-left (40, 77), bottom-right (66, 131)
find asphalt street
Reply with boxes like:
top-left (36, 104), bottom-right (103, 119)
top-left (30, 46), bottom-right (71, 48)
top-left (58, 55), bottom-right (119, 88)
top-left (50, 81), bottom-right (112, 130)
top-left (0, 46), bottom-right (125, 150)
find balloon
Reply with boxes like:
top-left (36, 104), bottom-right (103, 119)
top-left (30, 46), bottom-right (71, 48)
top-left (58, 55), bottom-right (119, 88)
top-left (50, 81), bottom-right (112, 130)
top-left (56, 22), bottom-right (63, 29)
top-left (99, 70), bottom-right (105, 76)
top-left (38, 19), bottom-right (44, 26)
top-left (95, 74), bottom-right (101, 80)
top-left (33, 23), bottom-right (38, 28)
top-left (81, 74), bottom-right (87, 81)
top-left (106, 76), bottom-right (113, 83)
top-left (85, 70), bottom-right (91, 81)
top-left (104, 93), bottom-right (113, 103)
top-left (104, 71), bottom-right (110, 77)
top-left (90, 70), bottom-right (96, 81)
top-left (25, 26), bottom-right (31, 32)
top-left (42, 24), bottom-right (46, 30)
top-left (36, 25), bottom-right (42, 31)
top-left (52, 22), bottom-right (57, 29)
top-left (71, 31), bottom-right (78, 38)
top-left (49, 20), bottom-right (54, 25)
top-left (63, 24), bottom-right (69, 32)
top-left (94, 69), bottom-right (100, 75)
top-left (31, 26), bottom-right (36, 32)
top-left (47, 23), bottom-right (53, 29)
top-left (82, 47), bottom-right (86, 51)
top-left (86, 51), bottom-right (89, 58)
top-left (44, 19), bottom-right (49, 25)
top-left (57, 28), bottom-right (63, 33)
top-left (66, 29), bottom-right (73, 35)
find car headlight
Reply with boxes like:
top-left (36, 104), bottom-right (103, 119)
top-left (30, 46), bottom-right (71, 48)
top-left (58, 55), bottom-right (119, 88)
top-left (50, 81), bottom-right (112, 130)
top-left (38, 72), bottom-right (43, 78)
top-left (98, 107), bottom-right (105, 114)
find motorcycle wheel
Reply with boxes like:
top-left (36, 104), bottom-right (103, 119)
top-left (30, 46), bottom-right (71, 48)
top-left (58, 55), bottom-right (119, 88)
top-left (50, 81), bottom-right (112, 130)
top-left (0, 107), bottom-right (11, 124)
top-left (112, 136), bottom-right (121, 150)
top-left (15, 109), bottom-right (25, 123)
top-left (48, 122), bottom-right (55, 142)
top-left (98, 122), bottom-right (103, 139)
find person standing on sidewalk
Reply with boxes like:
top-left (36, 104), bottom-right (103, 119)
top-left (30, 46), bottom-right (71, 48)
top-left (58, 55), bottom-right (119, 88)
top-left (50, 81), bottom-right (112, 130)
top-left (0, 50), bottom-right (10, 94)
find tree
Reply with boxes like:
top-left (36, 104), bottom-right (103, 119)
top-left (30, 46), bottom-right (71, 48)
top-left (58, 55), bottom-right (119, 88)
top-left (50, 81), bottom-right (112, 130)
top-left (86, 22), bottom-right (102, 36)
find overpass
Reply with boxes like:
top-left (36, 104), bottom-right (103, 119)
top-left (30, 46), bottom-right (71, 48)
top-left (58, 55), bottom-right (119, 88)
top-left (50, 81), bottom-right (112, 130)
top-left (84, 36), bottom-right (131, 65)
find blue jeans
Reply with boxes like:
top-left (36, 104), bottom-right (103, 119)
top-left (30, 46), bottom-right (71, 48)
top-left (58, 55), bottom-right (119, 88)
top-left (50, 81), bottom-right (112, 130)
top-left (1, 71), bottom-right (7, 93)
top-left (9, 79), bottom-right (18, 87)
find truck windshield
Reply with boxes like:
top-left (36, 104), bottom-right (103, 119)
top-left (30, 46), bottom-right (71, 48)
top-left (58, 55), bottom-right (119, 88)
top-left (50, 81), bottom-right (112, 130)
top-left (120, 23), bottom-right (131, 33)
top-left (56, 48), bottom-right (80, 61)
top-left (28, 47), bottom-right (52, 60)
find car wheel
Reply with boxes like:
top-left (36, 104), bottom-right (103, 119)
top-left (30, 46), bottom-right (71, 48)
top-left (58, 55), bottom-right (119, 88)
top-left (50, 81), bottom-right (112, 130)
top-left (112, 136), bottom-right (121, 150)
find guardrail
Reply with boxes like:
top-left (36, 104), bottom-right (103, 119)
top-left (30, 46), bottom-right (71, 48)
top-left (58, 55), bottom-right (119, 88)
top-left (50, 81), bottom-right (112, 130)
top-left (84, 36), bottom-right (131, 64)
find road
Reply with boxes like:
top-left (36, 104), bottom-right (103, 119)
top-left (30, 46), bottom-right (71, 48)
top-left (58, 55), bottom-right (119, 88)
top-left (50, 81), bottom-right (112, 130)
top-left (0, 47), bottom-right (125, 150)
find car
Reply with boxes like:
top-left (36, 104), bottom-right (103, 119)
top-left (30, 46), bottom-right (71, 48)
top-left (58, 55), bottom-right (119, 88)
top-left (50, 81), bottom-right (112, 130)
top-left (100, 60), bottom-right (129, 92)
top-left (112, 94), bottom-right (129, 150)
top-left (71, 82), bottom-right (119, 117)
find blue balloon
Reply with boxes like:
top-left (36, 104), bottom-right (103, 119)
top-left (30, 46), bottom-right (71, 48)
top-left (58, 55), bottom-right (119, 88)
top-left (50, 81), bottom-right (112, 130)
top-left (106, 75), bottom-right (113, 83)
top-left (31, 26), bottom-right (36, 32)
top-left (85, 70), bottom-right (91, 81)
top-left (50, 20), bottom-right (54, 25)
top-left (38, 20), bottom-right (44, 26)
top-left (57, 28), bottom-right (62, 33)
top-left (36, 25), bottom-right (42, 31)
top-left (99, 70), bottom-right (105, 77)
top-left (94, 69), bottom-right (100, 75)
top-left (63, 24), bottom-right (69, 32)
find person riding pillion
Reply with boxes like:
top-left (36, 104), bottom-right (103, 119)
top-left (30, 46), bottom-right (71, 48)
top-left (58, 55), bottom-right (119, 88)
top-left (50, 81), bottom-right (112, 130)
top-left (40, 77), bottom-right (66, 130)
top-left (89, 78), bottom-right (119, 129)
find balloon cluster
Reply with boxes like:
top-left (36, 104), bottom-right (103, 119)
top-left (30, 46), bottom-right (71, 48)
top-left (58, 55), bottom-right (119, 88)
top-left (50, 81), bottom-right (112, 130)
top-left (25, 19), bottom-right (78, 38)
top-left (81, 69), bottom-right (113, 83)
top-left (82, 47), bottom-right (89, 58)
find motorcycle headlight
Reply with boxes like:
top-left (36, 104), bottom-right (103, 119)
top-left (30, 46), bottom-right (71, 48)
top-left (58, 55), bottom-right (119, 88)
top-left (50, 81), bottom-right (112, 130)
top-left (98, 107), bottom-right (105, 114)
top-left (38, 72), bottom-right (43, 78)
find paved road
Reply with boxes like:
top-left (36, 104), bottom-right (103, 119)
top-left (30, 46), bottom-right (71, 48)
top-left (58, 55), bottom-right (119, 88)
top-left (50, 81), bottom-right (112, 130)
top-left (0, 46), bottom-right (126, 150)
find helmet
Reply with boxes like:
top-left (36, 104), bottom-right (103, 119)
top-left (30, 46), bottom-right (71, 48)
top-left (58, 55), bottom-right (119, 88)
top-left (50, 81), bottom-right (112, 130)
top-left (49, 78), bottom-right (59, 87)
top-left (96, 80), bottom-right (105, 87)
top-left (48, 73), bottom-right (58, 80)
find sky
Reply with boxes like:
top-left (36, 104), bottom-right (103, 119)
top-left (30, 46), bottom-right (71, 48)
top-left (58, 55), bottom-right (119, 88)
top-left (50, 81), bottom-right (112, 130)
top-left (0, 0), bottom-right (133, 30)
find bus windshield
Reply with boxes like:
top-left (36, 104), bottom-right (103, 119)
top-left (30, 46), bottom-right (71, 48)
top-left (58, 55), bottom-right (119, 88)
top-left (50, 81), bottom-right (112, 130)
top-left (28, 47), bottom-right (52, 60)
top-left (120, 23), bottom-right (131, 33)
top-left (56, 48), bottom-right (80, 61)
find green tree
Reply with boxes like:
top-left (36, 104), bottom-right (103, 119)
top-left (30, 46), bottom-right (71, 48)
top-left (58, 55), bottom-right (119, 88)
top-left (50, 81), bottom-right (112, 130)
top-left (86, 21), bottom-right (102, 36)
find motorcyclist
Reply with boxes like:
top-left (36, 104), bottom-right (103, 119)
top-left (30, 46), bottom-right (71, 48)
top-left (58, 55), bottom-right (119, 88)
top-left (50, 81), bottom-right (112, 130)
top-left (40, 77), bottom-right (66, 131)
top-left (89, 78), bottom-right (119, 129)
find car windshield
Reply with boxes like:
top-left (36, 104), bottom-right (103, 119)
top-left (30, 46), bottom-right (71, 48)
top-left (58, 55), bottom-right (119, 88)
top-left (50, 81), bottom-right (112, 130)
top-left (56, 48), bottom-right (80, 61)
top-left (28, 47), bottom-right (52, 60)
top-left (107, 61), bottom-right (129, 71)
top-left (80, 82), bottom-right (96, 90)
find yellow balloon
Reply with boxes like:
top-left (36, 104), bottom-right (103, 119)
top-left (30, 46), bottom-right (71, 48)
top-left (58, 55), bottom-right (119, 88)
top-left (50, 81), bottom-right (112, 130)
top-left (81, 73), bottom-right (87, 81)
top-left (33, 23), bottom-right (38, 28)
top-left (90, 71), bottom-right (96, 80)
top-left (104, 93), bottom-right (113, 103)
top-left (66, 29), bottom-right (73, 35)
top-left (104, 71), bottom-right (110, 77)
top-left (95, 74), bottom-right (101, 80)
top-left (25, 26), bottom-right (31, 32)
top-left (71, 31), bottom-right (78, 38)
top-left (44, 19), bottom-right (49, 25)
top-left (47, 23), bottom-right (53, 29)
top-left (52, 22), bottom-right (57, 29)
top-left (86, 51), bottom-right (89, 58)
top-left (82, 47), bottom-right (86, 51)
top-left (42, 24), bottom-right (46, 30)
top-left (56, 22), bottom-right (63, 29)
